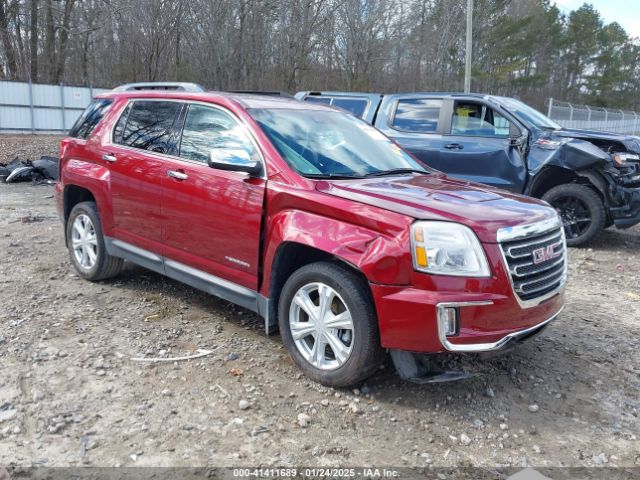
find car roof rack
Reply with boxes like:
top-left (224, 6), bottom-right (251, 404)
top-left (227, 90), bottom-right (293, 98)
top-left (112, 82), bottom-right (205, 92)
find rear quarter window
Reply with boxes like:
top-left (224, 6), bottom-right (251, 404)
top-left (68, 99), bottom-right (113, 139)
top-left (391, 99), bottom-right (442, 133)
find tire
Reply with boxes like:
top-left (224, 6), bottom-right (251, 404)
top-left (542, 183), bottom-right (606, 247)
top-left (66, 201), bottom-right (123, 281)
top-left (278, 262), bottom-right (384, 387)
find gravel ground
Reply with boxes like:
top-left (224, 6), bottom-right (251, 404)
top-left (0, 136), bottom-right (639, 472)
top-left (0, 135), bottom-right (61, 165)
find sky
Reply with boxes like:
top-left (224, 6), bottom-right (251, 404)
top-left (553, 0), bottom-right (640, 38)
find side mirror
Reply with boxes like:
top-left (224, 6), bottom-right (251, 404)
top-left (208, 147), bottom-right (262, 176)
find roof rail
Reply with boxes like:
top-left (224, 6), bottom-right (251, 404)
top-left (112, 82), bottom-right (205, 93)
top-left (227, 90), bottom-right (293, 98)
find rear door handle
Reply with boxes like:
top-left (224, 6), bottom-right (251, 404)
top-left (444, 143), bottom-right (463, 150)
top-left (102, 154), bottom-right (117, 163)
top-left (167, 170), bottom-right (188, 181)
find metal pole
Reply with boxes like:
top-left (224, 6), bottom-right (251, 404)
top-left (60, 83), bottom-right (66, 133)
top-left (547, 98), bottom-right (553, 118)
top-left (28, 80), bottom-right (35, 134)
top-left (569, 103), bottom-right (574, 122)
top-left (464, 0), bottom-right (473, 93)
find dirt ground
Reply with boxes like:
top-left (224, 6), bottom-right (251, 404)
top-left (0, 136), bottom-right (639, 472)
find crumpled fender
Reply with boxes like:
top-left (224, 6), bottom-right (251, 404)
top-left (262, 208), bottom-right (413, 290)
top-left (528, 137), bottom-right (611, 175)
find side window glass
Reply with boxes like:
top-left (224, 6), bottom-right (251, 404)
top-left (179, 104), bottom-right (256, 164)
top-left (304, 96), bottom-right (332, 105)
top-left (392, 99), bottom-right (442, 133)
top-left (69, 99), bottom-right (113, 139)
top-left (117, 101), bottom-right (181, 153)
top-left (332, 98), bottom-right (368, 117)
top-left (452, 102), bottom-right (511, 137)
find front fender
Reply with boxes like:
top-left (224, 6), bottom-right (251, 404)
top-left (262, 209), bottom-right (413, 291)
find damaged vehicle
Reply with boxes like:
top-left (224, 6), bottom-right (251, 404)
top-left (56, 83), bottom-right (566, 387)
top-left (295, 91), bottom-right (640, 245)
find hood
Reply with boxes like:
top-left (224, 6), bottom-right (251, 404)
top-left (555, 128), bottom-right (640, 154)
top-left (315, 173), bottom-right (558, 243)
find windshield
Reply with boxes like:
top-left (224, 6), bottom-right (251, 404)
top-left (497, 97), bottom-right (562, 130)
top-left (249, 108), bottom-right (428, 178)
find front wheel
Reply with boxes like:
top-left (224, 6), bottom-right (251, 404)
top-left (278, 262), bottom-right (384, 387)
top-left (542, 183), bottom-right (606, 247)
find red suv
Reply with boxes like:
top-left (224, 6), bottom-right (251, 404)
top-left (55, 82), bottom-right (567, 387)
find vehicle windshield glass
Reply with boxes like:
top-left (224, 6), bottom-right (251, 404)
top-left (497, 97), bottom-right (561, 130)
top-left (249, 108), bottom-right (428, 178)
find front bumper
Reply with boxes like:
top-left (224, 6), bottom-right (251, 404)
top-left (436, 301), bottom-right (562, 352)
top-left (371, 282), bottom-right (565, 354)
top-left (370, 232), bottom-right (566, 354)
top-left (609, 185), bottom-right (640, 228)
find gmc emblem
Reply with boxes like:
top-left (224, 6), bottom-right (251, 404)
top-left (532, 245), bottom-right (560, 264)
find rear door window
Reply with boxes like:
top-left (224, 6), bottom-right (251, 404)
top-left (304, 96), bottom-right (332, 105)
top-left (332, 98), bottom-right (368, 117)
top-left (68, 99), bottom-right (113, 139)
top-left (392, 99), bottom-right (442, 133)
top-left (114, 100), bottom-right (182, 154)
top-left (303, 95), bottom-right (368, 117)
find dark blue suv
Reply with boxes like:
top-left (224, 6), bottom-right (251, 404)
top-left (296, 91), bottom-right (640, 246)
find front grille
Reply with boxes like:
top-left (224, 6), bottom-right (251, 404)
top-left (500, 227), bottom-right (566, 302)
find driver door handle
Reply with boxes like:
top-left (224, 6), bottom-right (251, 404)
top-left (444, 143), bottom-right (463, 150)
top-left (102, 153), bottom-right (117, 163)
top-left (167, 170), bottom-right (188, 181)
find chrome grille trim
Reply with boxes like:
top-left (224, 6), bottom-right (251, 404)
top-left (511, 255), bottom-right (565, 278)
top-left (506, 231), bottom-right (563, 258)
top-left (498, 216), bottom-right (567, 308)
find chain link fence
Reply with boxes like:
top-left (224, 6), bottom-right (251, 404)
top-left (547, 98), bottom-right (640, 136)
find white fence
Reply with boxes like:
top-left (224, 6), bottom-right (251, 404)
top-left (0, 80), bottom-right (110, 134)
top-left (547, 98), bottom-right (640, 136)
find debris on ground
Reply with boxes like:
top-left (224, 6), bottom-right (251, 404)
top-left (0, 156), bottom-right (59, 184)
top-left (130, 348), bottom-right (214, 363)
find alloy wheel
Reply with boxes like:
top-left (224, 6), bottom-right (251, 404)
top-left (71, 214), bottom-right (98, 270)
top-left (288, 282), bottom-right (354, 370)
top-left (552, 195), bottom-right (592, 240)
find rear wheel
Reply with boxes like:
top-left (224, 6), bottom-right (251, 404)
top-left (66, 201), bottom-right (123, 281)
top-left (278, 262), bottom-right (384, 387)
top-left (542, 183), bottom-right (605, 247)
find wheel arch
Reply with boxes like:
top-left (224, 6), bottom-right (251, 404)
top-left (527, 166), bottom-right (608, 205)
top-left (63, 184), bottom-right (97, 224)
top-left (266, 241), bottom-right (373, 334)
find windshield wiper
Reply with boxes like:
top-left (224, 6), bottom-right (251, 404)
top-left (302, 173), bottom-right (365, 180)
top-left (363, 168), bottom-right (428, 177)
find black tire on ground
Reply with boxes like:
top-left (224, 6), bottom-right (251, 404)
top-left (542, 183), bottom-right (606, 247)
top-left (278, 262), bottom-right (385, 387)
top-left (66, 201), bottom-right (123, 281)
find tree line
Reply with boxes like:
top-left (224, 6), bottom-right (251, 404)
top-left (1, 0), bottom-right (639, 111)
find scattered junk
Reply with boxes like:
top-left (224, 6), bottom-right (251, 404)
top-left (0, 156), bottom-right (59, 185)
top-left (130, 348), bottom-right (214, 363)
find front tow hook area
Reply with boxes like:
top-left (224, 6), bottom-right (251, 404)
top-left (390, 350), bottom-right (475, 384)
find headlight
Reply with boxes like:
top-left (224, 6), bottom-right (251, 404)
top-left (613, 153), bottom-right (640, 166)
top-left (411, 221), bottom-right (490, 277)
